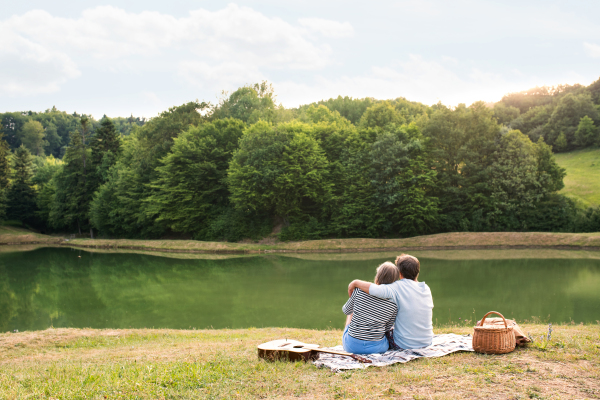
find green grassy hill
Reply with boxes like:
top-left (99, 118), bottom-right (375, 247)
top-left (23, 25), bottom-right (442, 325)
top-left (0, 226), bottom-right (61, 244)
top-left (555, 147), bottom-right (600, 208)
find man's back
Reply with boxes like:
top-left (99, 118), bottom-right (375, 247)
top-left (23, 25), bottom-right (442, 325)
top-left (369, 279), bottom-right (434, 349)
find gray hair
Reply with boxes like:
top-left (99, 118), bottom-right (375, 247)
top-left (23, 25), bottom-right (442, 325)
top-left (374, 261), bottom-right (399, 285)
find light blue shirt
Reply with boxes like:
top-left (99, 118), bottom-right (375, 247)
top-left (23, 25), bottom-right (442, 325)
top-left (369, 279), bottom-right (434, 349)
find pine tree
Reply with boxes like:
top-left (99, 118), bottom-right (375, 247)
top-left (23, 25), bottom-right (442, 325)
top-left (0, 130), bottom-right (10, 190)
top-left (51, 125), bottom-right (94, 235)
top-left (6, 146), bottom-right (38, 225)
top-left (90, 116), bottom-right (121, 184)
top-left (0, 130), bottom-right (11, 221)
top-left (89, 102), bottom-right (205, 238)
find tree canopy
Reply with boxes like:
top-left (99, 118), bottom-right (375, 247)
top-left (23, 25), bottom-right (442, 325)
top-left (2, 77), bottom-right (600, 238)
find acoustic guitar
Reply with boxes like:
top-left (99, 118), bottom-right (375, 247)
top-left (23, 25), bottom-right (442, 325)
top-left (257, 339), bottom-right (372, 363)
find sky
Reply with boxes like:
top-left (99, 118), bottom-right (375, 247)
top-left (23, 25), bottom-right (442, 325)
top-left (1, 0), bottom-right (599, 119)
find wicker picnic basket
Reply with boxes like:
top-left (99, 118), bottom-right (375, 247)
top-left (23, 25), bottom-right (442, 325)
top-left (473, 311), bottom-right (516, 354)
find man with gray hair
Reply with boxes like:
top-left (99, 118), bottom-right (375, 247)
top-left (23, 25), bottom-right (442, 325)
top-left (347, 254), bottom-right (433, 349)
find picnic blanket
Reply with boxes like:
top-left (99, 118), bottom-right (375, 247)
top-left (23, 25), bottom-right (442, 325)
top-left (313, 334), bottom-right (473, 372)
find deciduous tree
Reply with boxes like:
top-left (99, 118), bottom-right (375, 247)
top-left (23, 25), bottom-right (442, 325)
top-left (574, 116), bottom-right (598, 147)
top-left (20, 120), bottom-right (47, 156)
top-left (228, 121), bottom-right (331, 225)
top-left (148, 118), bottom-right (245, 237)
top-left (212, 82), bottom-right (275, 124)
top-left (545, 93), bottom-right (599, 149)
top-left (369, 123), bottom-right (439, 235)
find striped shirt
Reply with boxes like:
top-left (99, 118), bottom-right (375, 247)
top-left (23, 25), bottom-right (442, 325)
top-left (343, 288), bottom-right (398, 341)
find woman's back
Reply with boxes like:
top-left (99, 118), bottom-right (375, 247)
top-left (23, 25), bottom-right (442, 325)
top-left (343, 288), bottom-right (398, 341)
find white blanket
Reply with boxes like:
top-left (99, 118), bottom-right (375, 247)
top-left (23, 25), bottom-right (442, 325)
top-left (313, 334), bottom-right (473, 372)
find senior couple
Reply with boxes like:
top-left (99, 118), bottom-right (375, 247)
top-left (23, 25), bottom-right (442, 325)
top-left (343, 254), bottom-right (433, 354)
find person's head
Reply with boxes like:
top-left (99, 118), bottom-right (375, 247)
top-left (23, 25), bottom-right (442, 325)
top-left (374, 262), bottom-right (400, 285)
top-left (395, 254), bottom-right (420, 281)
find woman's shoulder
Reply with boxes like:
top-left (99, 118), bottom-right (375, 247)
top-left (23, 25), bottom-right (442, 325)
top-left (357, 289), bottom-right (397, 306)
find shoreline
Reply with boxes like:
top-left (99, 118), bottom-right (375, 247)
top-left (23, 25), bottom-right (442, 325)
top-left (61, 242), bottom-right (600, 254)
top-left (2, 230), bottom-right (600, 254)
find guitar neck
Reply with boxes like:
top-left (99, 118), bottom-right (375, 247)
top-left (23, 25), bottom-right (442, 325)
top-left (311, 348), bottom-right (371, 363)
top-left (313, 348), bottom-right (354, 357)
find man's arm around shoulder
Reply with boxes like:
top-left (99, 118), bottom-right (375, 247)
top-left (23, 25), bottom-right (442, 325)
top-left (348, 280), bottom-right (393, 298)
top-left (348, 280), bottom-right (372, 296)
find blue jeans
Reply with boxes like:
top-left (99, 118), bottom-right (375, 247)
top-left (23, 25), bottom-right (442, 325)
top-left (342, 325), bottom-right (389, 354)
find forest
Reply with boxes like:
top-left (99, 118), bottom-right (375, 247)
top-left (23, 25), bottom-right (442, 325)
top-left (1, 78), bottom-right (600, 241)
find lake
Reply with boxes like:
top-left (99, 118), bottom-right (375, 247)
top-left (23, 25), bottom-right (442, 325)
top-left (1, 247), bottom-right (600, 332)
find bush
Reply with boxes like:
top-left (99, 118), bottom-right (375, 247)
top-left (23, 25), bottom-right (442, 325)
top-left (197, 207), bottom-right (273, 242)
top-left (279, 217), bottom-right (328, 241)
top-left (574, 207), bottom-right (600, 232)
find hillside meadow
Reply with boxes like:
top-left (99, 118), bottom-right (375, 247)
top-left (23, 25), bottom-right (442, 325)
top-left (555, 147), bottom-right (600, 208)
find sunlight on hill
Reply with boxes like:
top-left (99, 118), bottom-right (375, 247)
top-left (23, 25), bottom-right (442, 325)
top-left (0, 226), bottom-right (58, 243)
top-left (555, 148), bottom-right (600, 208)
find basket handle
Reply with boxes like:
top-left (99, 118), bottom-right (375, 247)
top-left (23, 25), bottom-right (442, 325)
top-left (479, 311), bottom-right (508, 328)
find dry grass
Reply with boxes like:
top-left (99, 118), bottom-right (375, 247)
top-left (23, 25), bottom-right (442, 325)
top-left (1, 324), bottom-right (598, 399)
top-left (2, 226), bottom-right (599, 255)
top-left (0, 226), bottom-right (61, 245)
top-left (62, 246), bottom-right (600, 262)
top-left (66, 232), bottom-right (600, 255)
top-left (267, 232), bottom-right (600, 250)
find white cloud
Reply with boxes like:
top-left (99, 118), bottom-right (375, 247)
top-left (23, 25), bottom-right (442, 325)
top-left (441, 56), bottom-right (459, 66)
top-left (2, 1), bottom-right (596, 116)
top-left (0, 27), bottom-right (80, 95)
top-left (275, 55), bottom-right (527, 108)
top-left (179, 61), bottom-right (264, 91)
top-left (142, 91), bottom-right (162, 107)
top-left (183, 6), bottom-right (333, 69)
top-left (1, 4), bottom-right (348, 96)
top-left (3, 5), bottom-right (338, 66)
top-left (298, 18), bottom-right (354, 38)
top-left (5, 8), bottom-right (180, 59)
top-left (584, 42), bottom-right (600, 58)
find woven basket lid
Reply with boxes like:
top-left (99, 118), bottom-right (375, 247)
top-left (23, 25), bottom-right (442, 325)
top-left (475, 325), bottom-right (513, 331)
top-left (474, 311), bottom-right (514, 331)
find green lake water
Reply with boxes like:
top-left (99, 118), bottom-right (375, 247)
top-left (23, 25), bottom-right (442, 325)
top-left (1, 247), bottom-right (600, 332)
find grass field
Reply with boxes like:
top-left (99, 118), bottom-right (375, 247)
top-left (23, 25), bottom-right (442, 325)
top-left (1, 324), bottom-right (598, 399)
top-left (555, 147), bottom-right (600, 208)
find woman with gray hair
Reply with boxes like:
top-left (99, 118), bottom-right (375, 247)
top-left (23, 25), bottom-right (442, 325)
top-left (348, 254), bottom-right (434, 350)
top-left (342, 262), bottom-right (399, 354)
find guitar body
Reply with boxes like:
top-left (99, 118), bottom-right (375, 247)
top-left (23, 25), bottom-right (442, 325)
top-left (257, 339), bottom-right (372, 363)
top-left (258, 339), bottom-right (321, 362)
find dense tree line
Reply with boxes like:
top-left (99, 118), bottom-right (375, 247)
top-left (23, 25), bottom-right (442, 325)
top-left (0, 107), bottom-right (145, 158)
top-left (494, 82), bottom-right (600, 152)
top-left (1, 79), bottom-right (599, 239)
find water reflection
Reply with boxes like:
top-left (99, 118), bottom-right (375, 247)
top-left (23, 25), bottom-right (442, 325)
top-left (1, 247), bottom-right (599, 331)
